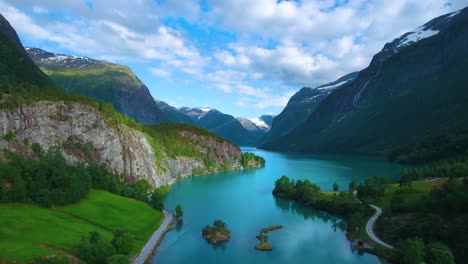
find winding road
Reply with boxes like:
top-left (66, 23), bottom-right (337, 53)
top-left (133, 210), bottom-right (174, 264)
top-left (365, 205), bottom-right (394, 249)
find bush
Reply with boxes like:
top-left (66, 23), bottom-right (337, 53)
top-left (425, 243), bottom-right (455, 264)
top-left (77, 231), bottom-right (115, 264)
top-left (112, 231), bottom-right (134, 255)
top-left (397, 238), bottom-right (425, 264)
top-left (175, 204), bottom-right (183, 219)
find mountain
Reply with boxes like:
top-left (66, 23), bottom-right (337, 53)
top-left (154, 100), bottom-right (195, 125)
top-left (259, 115), bottom-right (275, 127)
top-left (0, 15), bottom-right (51, 88)
top-left (179, 106), bottom-right (213, 120)
top-left (26, 47), bottom-right (165, 125)
top-left (261, 72), bottom-right (358, 146)
top-left (261, 8), bottom-right (468, 154)
top-left (156, 102), bottom-right (270, 146)
top-left (0, 15), bottom-right (262, 188)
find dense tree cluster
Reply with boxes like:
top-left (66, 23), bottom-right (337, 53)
top-left (241, 152), bottom-right (265, 168)
top-left (400, 158), bottom-right (468, 183)
top-left (76, 231), bottom-right (132, 264)
top-left (272, 175), bottom-right (373, 234)
top-left (387, 132), bottom-right (468, 164)
top-left (149, 185), bottom-right (170, 211)
top-left (355, 176), bottom-right (389, 201)
top-left (397, 238), bottom-right (455, 264)
top-left (383, 178), bottom-right (468, 263)
top-left (0, 149), bottom-right (156, 208)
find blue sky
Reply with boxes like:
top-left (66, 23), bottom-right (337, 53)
top-left (1, 0), bottom-right (466, 118)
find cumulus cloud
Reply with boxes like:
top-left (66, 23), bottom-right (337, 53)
top-left (150, 67), bottom-right (171, 78)
top-left (205, 0), bottom-right (464, 87)
top-left (1, 0), bottom-right (466, 115)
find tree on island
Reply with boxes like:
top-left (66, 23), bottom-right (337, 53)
top-left (175, 204), bottom-right (183, 219)
top-left (333, 183), bottom-right (339, 192)
top-left (202, 220), bottom-right (230, 244)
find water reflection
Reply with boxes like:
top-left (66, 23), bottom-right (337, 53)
top-left (274, 196), bottom-right (346, 232)
top-left (175, 219), bottom-right (184, 232)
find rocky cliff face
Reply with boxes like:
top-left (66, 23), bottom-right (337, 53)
top-left (0, 100), bottom-right (242, 187)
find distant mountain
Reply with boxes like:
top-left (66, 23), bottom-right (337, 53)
top-left (261, 8), bottom-right (468, 154)
top-left (261, 72), bottom-right (358, 146)
top-left (155, 100), bottom-right (195, 125)
top-left (259, 115), bottom-right (275, 128)
top-left (0, 15), bottom-right (51, 88)
top-left (156, 101), bottom-right (270, 146)
top-left (26, 47), bottom-right (165, 125)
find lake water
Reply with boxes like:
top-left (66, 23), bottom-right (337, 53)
top-left (152, 148), bottom-right (405, 264)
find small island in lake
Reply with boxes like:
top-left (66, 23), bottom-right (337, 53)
top-left (255, 225), bottom-right (283, 251)
top-left (255, 241), bottom-right (273, 251)
top-left (202, 220), bottom-right (230, 244)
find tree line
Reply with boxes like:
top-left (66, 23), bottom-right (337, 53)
top-left (0, 146), bottom-right (168, 211)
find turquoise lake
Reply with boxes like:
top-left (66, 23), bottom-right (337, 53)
top-left (152, 148), bottom-right (405, 264)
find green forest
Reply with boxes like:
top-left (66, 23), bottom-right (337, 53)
top-left (272, 175), bottom-right (465, 264)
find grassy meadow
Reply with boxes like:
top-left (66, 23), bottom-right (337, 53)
top-left (0, 190), bottom-right (163, 263)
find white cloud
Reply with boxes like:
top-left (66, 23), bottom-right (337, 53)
top-left (150, 67), bottom-right (171, 78)
top-left (204, 0), bottom-right (464, 87)
top-left (1, 0), bottom-right (466, 116)
top-left (236, 100), bottom-right (246, 107)
top-left (32, 6), bottom-right (48, 14)
top-left (236, 84), bottom-right (269, 99)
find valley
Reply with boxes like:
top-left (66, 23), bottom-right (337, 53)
top-left (1, 3), bottom-right (468, 264)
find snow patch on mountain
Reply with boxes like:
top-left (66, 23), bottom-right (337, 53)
top-left (249, 118), bottom-right (270, 130)
top-left (397, 27), bottom-right (439, 48)
top-left (317, 80), bottom-right (350, 90)
top-left (446, 10), bottom-right (461, 20)
top-left (198, 107), bottom-right (212, 112)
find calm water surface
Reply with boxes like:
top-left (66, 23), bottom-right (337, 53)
top-left (152, 148), bottom-right (405, 264)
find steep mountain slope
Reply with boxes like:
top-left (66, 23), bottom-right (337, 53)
top-left (197, 109), bottom-right (256, 146)
top-left (155, 99), bottom-right (195, 125)
top-left (157, 102), bottom-right (270, 146)
top-left (0, 15), bottom-right (51, 88)
top-left (26, 47), bottom-right (165, 125)
top-left (0, 15), bottom-right (260, 188)
top-left (262, 8), bottom-right (468, 154)
top-left (261, 72), bottom-right (358, 146)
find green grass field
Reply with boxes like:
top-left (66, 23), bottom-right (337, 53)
top-left (0, 190), bottom-right (163, 263)
top-left (376, 179), bottom-right (443, 209)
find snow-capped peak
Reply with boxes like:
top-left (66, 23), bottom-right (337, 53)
top-left (249, 118), bottom-right (270, 130)
top-left (396, 26), bottom-right (439, 48)
top-left (198, 107), bottom-right (212, 112)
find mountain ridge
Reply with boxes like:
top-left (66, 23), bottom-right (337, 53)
top-left (156, 101), bottom-right (272, 146)
top-left (26, 47), bottom-right (166, 125)
top-left (261, 8), bottom-right (468, 154)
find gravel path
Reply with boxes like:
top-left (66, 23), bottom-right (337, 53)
top-left (133, 210), bottom-right (174, 264)
top-left (365, 205), bottom-right (394, 249)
